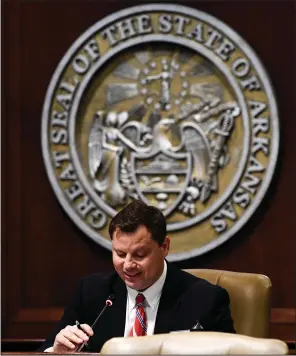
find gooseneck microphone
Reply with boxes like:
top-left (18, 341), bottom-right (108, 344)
top-left (75, 294), bottom-right (115, 352)
top-left (90, 294), bottom-right (115, 329)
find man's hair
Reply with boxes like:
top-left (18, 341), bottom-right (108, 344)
top-left (109, 200), bottom-right (167, 245)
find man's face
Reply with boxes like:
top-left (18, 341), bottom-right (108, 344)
top-left (112, 225), bottom-right (170, 291)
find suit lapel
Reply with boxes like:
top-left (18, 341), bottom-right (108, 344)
top-left (154, 262), bottom-right (183, 334)
top-left (86, 273), bottom-right (127, 351)
top-left (106, 275), bottom-right (127, 337)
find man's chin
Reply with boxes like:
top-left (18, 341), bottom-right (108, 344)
top-left (124, 276), bottom-right (144, 290)
top-left (125, 279), bottom-right (142, 290)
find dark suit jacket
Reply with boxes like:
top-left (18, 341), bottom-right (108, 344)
top-left (40, 262), bottom-right (235, 352)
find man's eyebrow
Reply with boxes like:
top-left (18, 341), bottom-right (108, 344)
top-left (113, 248), bottom-right (125, 253)
top-left (132, 247), bottom-right (149, 253)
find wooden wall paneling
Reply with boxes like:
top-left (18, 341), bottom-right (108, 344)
top-left (2, 0), bottom-right (8, 334)
top-left (3, 0), bottom-right (117, 339)
top-left (3, 0), bottom-right (23, 338)
top-left (270, 308), bottom-right (296, 341)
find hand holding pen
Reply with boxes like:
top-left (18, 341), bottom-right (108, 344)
top-left (52, 295), bottom-right (114, 353)
top-left (52, 322), bottom-right (93, 353)
top-left (75, 321), bottom-right (93, 352)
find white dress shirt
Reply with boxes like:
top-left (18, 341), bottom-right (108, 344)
top-left (124, 261), bottom-right (167, 336)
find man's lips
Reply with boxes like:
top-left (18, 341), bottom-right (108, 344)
top-left (124, 271), bottom-right (141, 279)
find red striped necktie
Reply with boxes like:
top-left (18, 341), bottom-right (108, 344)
top-left (129, 293), bottom-right (147, 336)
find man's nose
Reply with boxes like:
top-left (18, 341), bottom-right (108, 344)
top-left (123, 256), bottom-right (136, 270)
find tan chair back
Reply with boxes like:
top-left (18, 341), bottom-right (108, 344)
top-left (184, 269), bottom-right (272, 337)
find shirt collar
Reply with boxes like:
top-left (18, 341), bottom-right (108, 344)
top-left (126, 260), bottom-right (167, 312)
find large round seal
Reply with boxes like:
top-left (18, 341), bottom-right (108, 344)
top-left (42, 4), bottom-right (279, 261)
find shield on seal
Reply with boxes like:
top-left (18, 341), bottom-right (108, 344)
top-left (130, 149), bottom-right (192, 217)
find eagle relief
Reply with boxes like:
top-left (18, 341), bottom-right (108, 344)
top-left (42, 4), bottom-right (279, 260)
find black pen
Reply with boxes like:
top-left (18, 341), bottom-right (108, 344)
top-left (75, 320), bottom-right (88, 349)
top-left (75, 320), bottom-right (84, 332)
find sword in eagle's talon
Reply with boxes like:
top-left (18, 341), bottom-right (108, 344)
top-left (201, 112), bottom-right (234, 203)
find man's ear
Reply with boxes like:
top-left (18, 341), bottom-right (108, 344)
top-left (162, 236), bottom-right (171, 256)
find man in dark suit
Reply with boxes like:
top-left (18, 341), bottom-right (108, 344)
top-left (40, 201), bottom-right (235, 353)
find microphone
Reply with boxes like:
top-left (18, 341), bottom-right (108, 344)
top-left (90, 294), bottom-right (115, 329)
top-left (75, 294), bottom-right (115, 352)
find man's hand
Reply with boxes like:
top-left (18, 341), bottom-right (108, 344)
top-left (53, 324), bottom-right (94, 353)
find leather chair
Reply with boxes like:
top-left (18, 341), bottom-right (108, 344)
top-left (184, 269), bottom-right (272, 338)
top-left (101, 332), bottom-right (288, 354)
